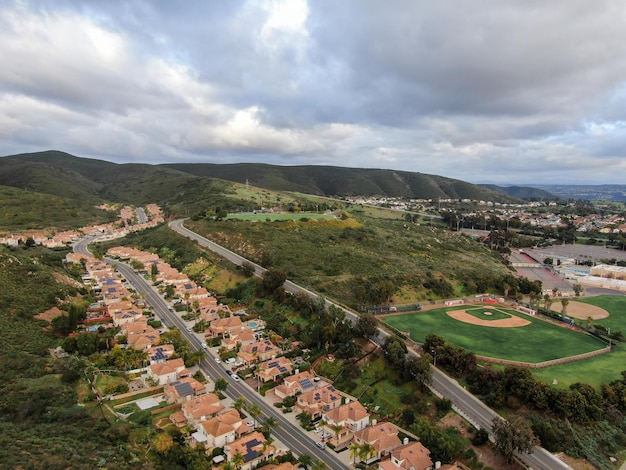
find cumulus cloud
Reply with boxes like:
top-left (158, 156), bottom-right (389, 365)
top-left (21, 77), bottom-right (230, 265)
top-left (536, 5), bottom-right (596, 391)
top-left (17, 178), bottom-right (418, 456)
top-left (1, 0), bottom-right (626, 184)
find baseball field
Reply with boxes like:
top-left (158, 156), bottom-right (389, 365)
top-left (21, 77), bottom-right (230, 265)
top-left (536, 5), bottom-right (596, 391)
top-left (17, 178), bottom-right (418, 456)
top-left (383, 303), bottom-right (606, 363)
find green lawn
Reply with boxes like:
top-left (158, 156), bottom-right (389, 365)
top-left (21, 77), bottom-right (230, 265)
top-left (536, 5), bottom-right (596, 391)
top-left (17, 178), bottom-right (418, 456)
top-left (383, 304), bottom-right (605, 363)
top-left (532, 295), bottom-right (626, 388)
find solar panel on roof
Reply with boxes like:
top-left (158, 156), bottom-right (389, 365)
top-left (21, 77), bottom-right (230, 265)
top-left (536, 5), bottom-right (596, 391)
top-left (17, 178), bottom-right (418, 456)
top-left (174, 382), bottom-right (194, 396)
top-left (268, 361), bottom-right (278, 367)
top-left (278, 366), bottom-right (287, 373)
top-left (299, 379), bottom-right (313, 388)
top-left (108, 287), bottom-right (116, 293)
top-left (329, 385), bottom-right (336, 391)
top-left (184, 283), bottom-right (193, 289)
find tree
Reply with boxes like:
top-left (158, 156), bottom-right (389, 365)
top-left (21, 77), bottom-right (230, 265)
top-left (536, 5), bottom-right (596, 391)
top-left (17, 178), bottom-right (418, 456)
top-left (359, 442), bottom-right (376, 463)
top-left (248, 403), bottom-right (261, 427)
top-left (257, 268), bottom-right (287, 298)
top-left (231, 452), bottom-right (245, 469)
top-left (298, 454), bottom-right (313, 469)
top-left (404, 355), bottom-right (433, 391)
top-left (153, 432), bottom-right (174, 454)
top-left (297, 411), bottom-right (313, 429)
top-left (573, 283), bottom-right (584, 297)
top-left (214, 377), bottom-right (229, 394)
top-left (561, 298), bottom-right (569, 315)
top-left (330, 423), bottom-right (343, 445)
top-left (241, 261), bottom-right (256, 277)
top-left (349, 442), bottom-right (360, 465)
top-left (261, 416), bottom-right (278, 437)
top-left (383, 336), bottom-right (407, 370)
top-left (231, 397), bottom-right (247, 416)
top-left (492, 416), bottom-right (538, 462)
top-left (356, 313), bottom-right (378, 339)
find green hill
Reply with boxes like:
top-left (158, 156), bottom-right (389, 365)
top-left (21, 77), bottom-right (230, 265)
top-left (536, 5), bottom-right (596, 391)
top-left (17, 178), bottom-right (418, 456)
top-left (162, 162), bottom-right (522, 202)
top-left (2, 151), bottom-right (526, 205)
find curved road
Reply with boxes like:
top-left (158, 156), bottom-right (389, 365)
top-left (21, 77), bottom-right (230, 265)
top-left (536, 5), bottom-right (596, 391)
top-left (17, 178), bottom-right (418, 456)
top-left (73, 236), bottom-right (346, 469)
top-left (168, 219), bottom-right (572, 470)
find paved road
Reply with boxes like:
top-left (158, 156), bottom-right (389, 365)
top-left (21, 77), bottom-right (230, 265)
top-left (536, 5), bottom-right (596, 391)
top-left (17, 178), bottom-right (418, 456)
top-left (136, 207), bottom-right (148, 224)
top-left (169, 219), bottom-right (573, 470)
top-left (73, 236), bottom-right (346, 469)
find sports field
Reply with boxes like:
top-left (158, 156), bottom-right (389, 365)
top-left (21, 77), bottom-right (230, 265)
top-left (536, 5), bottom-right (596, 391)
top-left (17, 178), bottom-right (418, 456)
top-left (383, 304), bottom-right (606, 363)
top-left (533, 295), bottom-right (626, 387)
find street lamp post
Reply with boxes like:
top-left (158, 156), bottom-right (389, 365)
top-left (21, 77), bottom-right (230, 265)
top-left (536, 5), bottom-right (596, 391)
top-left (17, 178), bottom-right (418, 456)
top-left (431, 349), bottom-right (437, 367)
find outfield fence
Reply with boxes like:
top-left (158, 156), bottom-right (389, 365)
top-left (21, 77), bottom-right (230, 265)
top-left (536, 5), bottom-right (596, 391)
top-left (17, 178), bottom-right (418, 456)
top-left (474, 346), bottom-right (611, 369)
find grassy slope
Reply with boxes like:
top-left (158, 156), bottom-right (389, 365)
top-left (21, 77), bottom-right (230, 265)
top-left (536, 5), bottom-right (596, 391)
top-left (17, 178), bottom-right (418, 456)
top-left (187, 214), bottom-right (511, 308)
top-left (0, 185), bottom-right (117, 232)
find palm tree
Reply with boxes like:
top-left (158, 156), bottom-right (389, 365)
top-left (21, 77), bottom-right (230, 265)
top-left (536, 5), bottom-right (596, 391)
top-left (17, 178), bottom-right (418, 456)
top-left (561, 298), bottom-right (569, 315)
top-left (248, 403), bottom-right (262, 427)
top-left (262, 416), bottom-right (278, 437)
top-left (311, 459), bottom-right (327, 470)
top-left (231, 452), bottom-right (245, 469)
top-left (359, 442), bottom-right (376, 464)
top-left (330, 423), bottom-right (343, 445)
top-left (231, 397), bottom-right (247, 417)
top-left (298, 454), bottom-right (313, 469)
top-left (349, 442), bottom-right (360, 465)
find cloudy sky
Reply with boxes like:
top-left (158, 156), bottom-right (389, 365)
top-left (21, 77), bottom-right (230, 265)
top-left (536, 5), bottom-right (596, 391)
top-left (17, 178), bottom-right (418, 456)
top-left (2, 0), bottom-right (626, 185)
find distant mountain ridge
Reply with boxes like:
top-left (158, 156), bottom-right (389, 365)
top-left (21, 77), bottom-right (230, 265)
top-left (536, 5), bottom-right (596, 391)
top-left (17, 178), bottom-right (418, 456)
top-left (479, 184), bottom-right (556, 200)
top-left (528, 184), bottom-right (626, 202)
top-left (0, 150), bottom-right (542, 205)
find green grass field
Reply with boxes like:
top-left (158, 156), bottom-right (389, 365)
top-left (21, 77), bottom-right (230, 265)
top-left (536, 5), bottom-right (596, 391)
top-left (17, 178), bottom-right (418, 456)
top-left (383, 304), bottom-right (605, 363)
top-left (532, 295), bottom-right (626, 388)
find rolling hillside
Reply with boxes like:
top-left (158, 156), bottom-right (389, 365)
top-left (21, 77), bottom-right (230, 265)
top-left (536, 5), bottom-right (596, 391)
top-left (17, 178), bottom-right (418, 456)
top-left (1, 151), bottom-right (526, 205)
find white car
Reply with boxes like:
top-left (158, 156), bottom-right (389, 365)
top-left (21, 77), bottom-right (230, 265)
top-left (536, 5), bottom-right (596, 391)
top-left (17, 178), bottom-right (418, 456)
top-left (313, 427), bottom-right (322, 433)
top-left (246, 420), bottom-right (255, 427)
top-left (231, 373), bottom-right (240, 382)
top-left (214, 357), bottom-right (221, 364)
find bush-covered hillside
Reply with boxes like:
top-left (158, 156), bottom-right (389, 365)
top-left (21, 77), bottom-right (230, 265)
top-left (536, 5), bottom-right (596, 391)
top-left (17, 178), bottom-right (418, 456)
top-left (187, 214), bottom-right (516, 308)
top-left (0, 245), bottom-right (144, 469)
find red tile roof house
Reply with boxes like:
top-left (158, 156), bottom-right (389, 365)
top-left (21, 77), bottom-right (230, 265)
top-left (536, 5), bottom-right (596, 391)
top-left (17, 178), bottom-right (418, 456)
top-left (378, 440), bottom-right (434, 470)
top-left (208, 316), bottom-right (243, 337)
top-left (164, 377), bottom-right (206, 404)
top-left (224, 431), bottom-right (275, 470)
top-left (353, 422), bottom-right (402, 464)
top-left (221, 327), bottom-right (256, 351)
top-left (274, 371), bottom-right (318, 399)
top-left (295, 384), bottom-right (343, 420)
top-left (194, 409), bottom-right (248, 449)
top-left (181, 393), bottom-right (225, 426)
top-left (127, 330), bottom-right (161, 351)
top-left (256, 356), bottom-right (293, 383)
top-left (147, 358), bottom-right (189, 385)
top-left (321, 400), bottom-right (370, 448)
top-left (147, 344), bottom-right (175, 364)
top-left (237, 340), bottom-right (281, 366)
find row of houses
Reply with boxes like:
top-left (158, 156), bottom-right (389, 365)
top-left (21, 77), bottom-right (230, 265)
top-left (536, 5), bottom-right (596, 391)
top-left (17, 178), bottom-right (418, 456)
top-left (70, 234), bottom-right (466, 469)
top-left (1, 204), bottom-right (164, 247)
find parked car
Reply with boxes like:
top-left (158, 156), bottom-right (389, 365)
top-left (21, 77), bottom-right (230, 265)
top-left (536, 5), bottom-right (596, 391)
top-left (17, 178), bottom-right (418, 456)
top-left (313, 427), bottom-right (322, 433)
top-left (315, 442), bottom-right (325, 450)
top-left (214, 357), bottom-right (221, 364)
